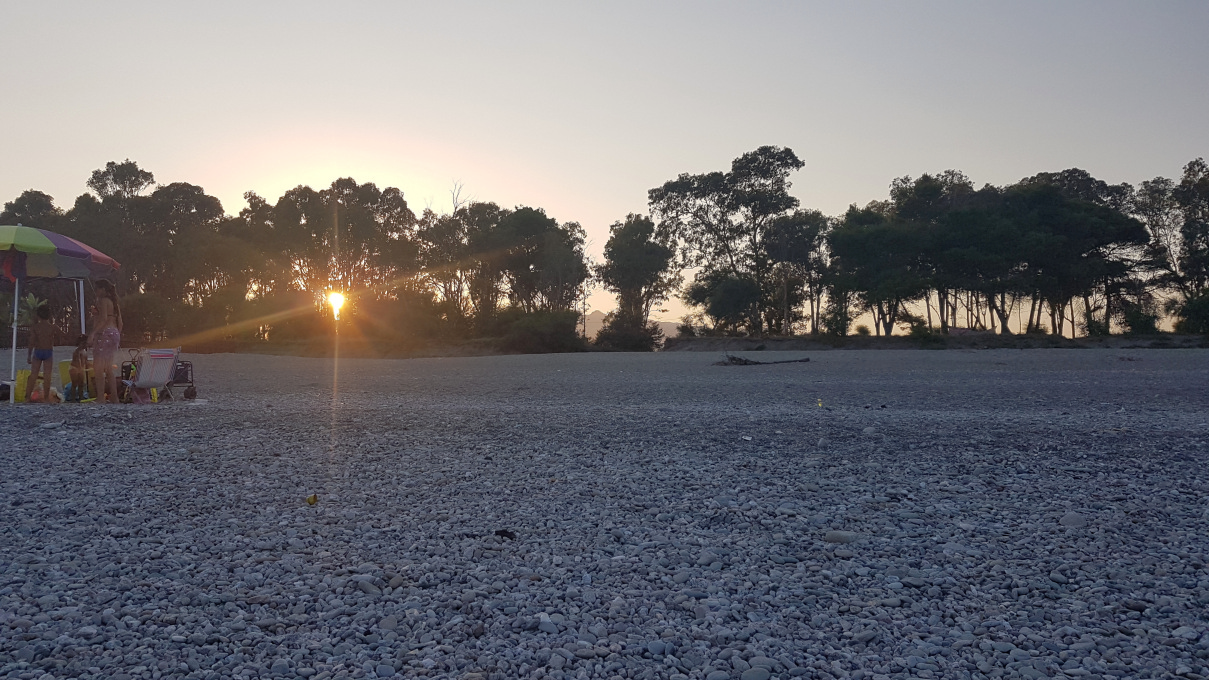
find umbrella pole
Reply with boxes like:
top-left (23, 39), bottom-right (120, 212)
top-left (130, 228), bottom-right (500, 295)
top-left (77, 279), bottom-right (86, 336)
top-left (9, 277), bottom-right (18, 404)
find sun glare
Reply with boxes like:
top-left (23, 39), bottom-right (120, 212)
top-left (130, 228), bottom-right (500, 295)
top-left (327, 291), bottom-right (345, 320)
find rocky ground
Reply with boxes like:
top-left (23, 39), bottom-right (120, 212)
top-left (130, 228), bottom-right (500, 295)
top-left (1, 348), bottom-right (1208, 680)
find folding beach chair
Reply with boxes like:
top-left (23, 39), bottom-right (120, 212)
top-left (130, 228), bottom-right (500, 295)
top-left (121, 347), bottom-right (181, 403)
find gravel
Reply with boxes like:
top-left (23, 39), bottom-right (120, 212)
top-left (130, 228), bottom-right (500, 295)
top-left (2, 348), bottom-right (1208, 680)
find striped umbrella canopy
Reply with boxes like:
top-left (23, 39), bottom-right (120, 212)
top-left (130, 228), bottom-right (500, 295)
top-left (0, 225), bottom-right (120, 280)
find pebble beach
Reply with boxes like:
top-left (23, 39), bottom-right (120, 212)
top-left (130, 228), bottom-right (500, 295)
top-left (2, 348), bottom-right (1208, 680)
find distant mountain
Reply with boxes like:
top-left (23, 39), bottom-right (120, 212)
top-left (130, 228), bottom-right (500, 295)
top-left (585, 310), bottom-right (608, 339)
top-left (584, 310), bottom-right (680, 343)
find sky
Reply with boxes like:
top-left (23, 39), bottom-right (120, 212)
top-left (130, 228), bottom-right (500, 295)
top-left (2, 1), bottom-right (1208, 319)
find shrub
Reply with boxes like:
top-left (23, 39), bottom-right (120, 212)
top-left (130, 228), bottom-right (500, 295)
top-left (854, 324), bottom-right (871, 336)
top-left (1081, 308), bottom-right (1110, 337)
top-left (501, 310), bottom-right (585, 353)
top-left (1175, 293), bottom-right (1209, 335)
top-left (595, 317), bottom-right (663, 351)
top-left (1120, 303), bottom-right (1159, 335)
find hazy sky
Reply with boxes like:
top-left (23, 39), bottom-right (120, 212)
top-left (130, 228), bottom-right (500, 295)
top-left (3, 1), bottom-right (1207, 317)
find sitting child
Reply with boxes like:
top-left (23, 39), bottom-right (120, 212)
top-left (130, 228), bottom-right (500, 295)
top-left (67, 335), bottom-right (92, 401)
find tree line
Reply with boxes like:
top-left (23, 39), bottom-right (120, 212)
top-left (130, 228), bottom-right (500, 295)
top-left (3, 150), bottom-right (1208, 352)
top-left (640, 147), bottom-right (1209, 343)
top-left (2, 162), bottom-right (591, 351)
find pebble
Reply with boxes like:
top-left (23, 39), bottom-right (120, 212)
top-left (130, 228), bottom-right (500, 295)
top-left (0, 350), bottom-right (1203, 680)
top-left (1060, 511), bottom-right (1088, 528)
top-left (741, 668), bottom-right (772, 680)
top-left (824, 530), bottom-right (859, 543)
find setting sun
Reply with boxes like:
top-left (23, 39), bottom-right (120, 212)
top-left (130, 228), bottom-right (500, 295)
top-left (327, 291), bottom-right (345, 320)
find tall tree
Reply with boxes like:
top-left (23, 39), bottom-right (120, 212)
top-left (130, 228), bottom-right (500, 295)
top-left (1173, 158), bottom-right (1209, 297)
top-left (828, 204), bottom-right (929, 336)
top-left (765, 210), bottom-right (830, 334)
top-left (649, 146), bottom-right (805, 333)
top-left (417, 209), bottom-right (471, 323)
top-left (596, 214), bottom-right (678, 329)
top-left (1002, 183), bottom-right (1149, 335)
top-left (497, 207), bottom-right (588, 313)
top-left (1133, 177), bottom-right (1186, 293)
top-left (461, 202), bottom-right (511, 331)
top-left (0, 190), bottom-right (62, 228)
top-left (87, 159), bottom-right (155, 200)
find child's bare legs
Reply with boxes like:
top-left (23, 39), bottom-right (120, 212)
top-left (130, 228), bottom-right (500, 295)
top-left (69, 368), bottom-right (83, 399)
top-left (25, 357), bottom-right (51, 402)
top-left (39, 359), bottom-right (53, 402)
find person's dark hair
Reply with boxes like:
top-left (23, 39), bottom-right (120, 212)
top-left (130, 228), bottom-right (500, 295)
top-left (76, 334), bottom-right (88, 348)
top-left (95, 279), bottom-right (121, 320)
top-left (36, 305), bottom-right (50, 320)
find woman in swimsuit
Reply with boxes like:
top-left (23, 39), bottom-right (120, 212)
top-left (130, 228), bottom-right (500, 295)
top-left (89, 280), bottom-right (123, 404)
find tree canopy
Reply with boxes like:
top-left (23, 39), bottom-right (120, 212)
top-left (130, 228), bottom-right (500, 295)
top-left (6, 151), bottom-right (1209, 354)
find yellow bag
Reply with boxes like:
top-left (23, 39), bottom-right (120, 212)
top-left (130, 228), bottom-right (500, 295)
top-left (14, 369), bottom-right (30, 403)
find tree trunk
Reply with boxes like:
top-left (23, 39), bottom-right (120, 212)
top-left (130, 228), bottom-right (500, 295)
top-left (937, 289), bottom-right (946, 333)
top-left (783, 274), bottom-right (790, 336)
top-left (992, 292), bottom-right (1011, 334)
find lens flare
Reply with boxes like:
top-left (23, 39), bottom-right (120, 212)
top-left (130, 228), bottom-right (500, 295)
top-left (327, 291), bottom-right (345, 320)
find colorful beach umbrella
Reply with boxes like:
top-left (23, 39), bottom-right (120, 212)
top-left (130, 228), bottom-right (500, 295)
top-left (0, 225), bottom-right (120, 280)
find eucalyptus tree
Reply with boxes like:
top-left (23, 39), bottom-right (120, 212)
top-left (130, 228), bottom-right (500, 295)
top-left (497, 207), bottom-right (588, 314)
top-left (460, 202), bottom-right (512, 332)
top-left (265, 178), bottom-right (417, 301)
top-left (765, 210), bottom-right (830, 334)
top-left (87, 160), bottom-right (155, 200)
top-left (649, 146), bottom-right (805, 334)
top-left (1174, 158), bottom-right (1209, 297)
top-left (1133, 177), bottom-right (1184, 292)
top-left (596, 215), bottom-right (677, 327)
top-left (999, 183), bottom-right (1149, 335)
top-left (827, 204), bottom-right (929, 336)
top-left (1172, 158), bottom-right (1209, 333)
top-left (417, 209), bottom-right (471, 324)
top-left (885, 171), bottom-right (976, 331)
top-left (593, 214), bottom-right (678, 349)
top-left (0, 190), bottom-right (62, 229)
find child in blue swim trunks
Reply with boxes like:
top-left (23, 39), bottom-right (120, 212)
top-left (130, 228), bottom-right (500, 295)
top-left (25, 305), bottom-right (57, 403)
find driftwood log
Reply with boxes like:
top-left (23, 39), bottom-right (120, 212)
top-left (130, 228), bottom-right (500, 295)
top-left (713, 353), bottom-right (810, 366)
